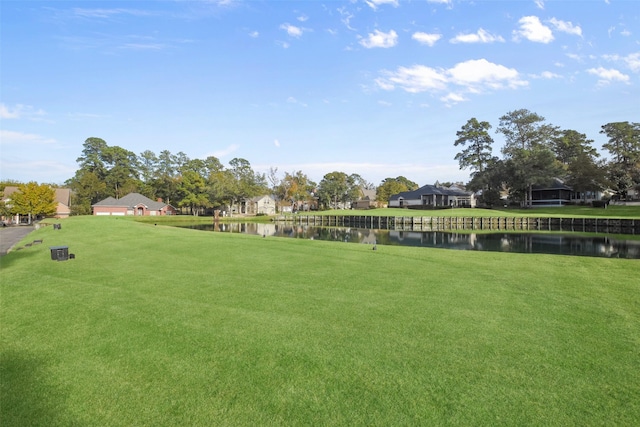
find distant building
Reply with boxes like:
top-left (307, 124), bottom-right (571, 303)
top-left (92, 193), bottom-right (177, 216)
top-left (245, 195), bottom-right (276, 215)
top-left (2, 186), bottom-right (72, 223)
top-left (530, 178), bottom-right (604, 207)
top-left (389, 184), bottom-right (476, 208)
top-left (351, 188), bottom-right (377, 210)
top-left (53, 188), bottom-right (72, 218)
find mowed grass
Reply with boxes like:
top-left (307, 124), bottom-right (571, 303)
top-left (1, 217), bottom-right (639, 426)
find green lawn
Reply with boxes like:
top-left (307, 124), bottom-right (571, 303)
top-left (1, 216), bottom-right (639, 426)
top-left (136, 206), bottom-right (640, 226)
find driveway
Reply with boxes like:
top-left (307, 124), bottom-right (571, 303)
top-left (0, 225), bottom-right (35, 256)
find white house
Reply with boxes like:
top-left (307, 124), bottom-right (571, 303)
top-left (245, 195), bottom-right (276, 215)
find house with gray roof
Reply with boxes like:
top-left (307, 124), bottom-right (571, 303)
top-left (92, 193), bottom-right (177, 216)
top-left (530, 178), bottom-right (605, 207)
top-left (389, 184), bottom-right (476, 209)
top-left (352, 188), bottom-right (378, 210)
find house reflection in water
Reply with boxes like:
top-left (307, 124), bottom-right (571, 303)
top-left (181, 223), bottom-right (640, 259)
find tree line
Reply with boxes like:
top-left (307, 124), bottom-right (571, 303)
top-left (453, 110), bottom-right (639, 207)
top-left (62, 137), bottom-right (378, 215)
top-left (2, 110), bottom-right (638, 219)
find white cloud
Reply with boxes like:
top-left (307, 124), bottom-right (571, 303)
top-left (0, 104), bottom-right (20, 119)
top-left (531, 71), bottom-right (562, 79)
top-left (366, 0), bottom-right (399, 10)
top-left (440, 92), bottom-right (467, 106)
top-left (280, 23), bottom-right (304, 38)
top-left (71, 8), bottom-right (153, 19)
top-left (586, 67), bottom-right (630, 85)
top-left (287, 97), bottom-right (308, 107)
top-left (0, 103), bottom-right (47, 121)
top-left (0, 130), bottom-right (57, 145)
top-left (624, 52), bottom-right (640, 72)
top-left (249, 30), bottom-right (259, 38)
top-left (376, 59), bottom-right (527, 101)
top-left (566, 53), bottom-right (583, 62)
top-left (210, 144), bottom-right (240, 158)
top-left (376, 65), bottom-right (448, 93)
top-left (448, 59), bottom-right (526, 90)
top-left (297, 15), bottom-right (308, 22)
top-left (0, 159), bottom-right (76, 184)
top-left (603, 52), bottom-right (640, 73)
top-left (535, 0), bottom-right (545, 10)
top-left (548, 18), bottom-right (582, 37)
top-left (67, 112), bottom-right (109, 119)
top-left (426, 0), bottom-right (451, 4)
top-left (412, 32), bottom-right (442, 46)
top-left (337, 7), bottom-right (355, 31)
top-left (359, 29), bottom-right (398, 48)
top-left (450, 28), bottom-right (504, 44)
top-left (274, 139), bottom-right (281, 148)
top-left (119, 43), bottom-right (166, 50)
top-left (513, 16), bottom-right (554, 43)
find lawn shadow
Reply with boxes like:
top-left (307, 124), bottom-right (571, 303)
top-left (0, 349), bottom-right (69, 426)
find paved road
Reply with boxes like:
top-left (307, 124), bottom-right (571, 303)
top-left (0, 225), bottom-right (36, 256)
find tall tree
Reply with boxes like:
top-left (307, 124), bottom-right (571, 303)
top-left (174, 151), bottom-right (190, 174)
top-left (376, 176), bottom-right (418, 204)
top-left (317, 172), bottom-right (352, 209)
top-left (157, 150), bottom-right (177, 177)
top-left (498, 109), bottom-right (557, 153)
top-left (76, 137), bottom-right (109, 179)
top-left (203, 156), bottom-right (224, 177)
top-left (102, 145), bottom-right (140, 199)
top-left (551, 129), bottom-right (598, 167)
top-left (139, 150), bottom-right (158, 183)
top-left (178, 170), bottom-right (209, 215)
top-left (228, 158), bottom-right (267, 212)
top-left (207, 169), bottom-right (235, 211)
top-left (153, 150), bottom-right (180, 205)
top-left (267, 167), bottom-right (281, 211)
top-left (566, 152), bottom-right (608, 203)
top-left (277, 171), bottom-right (316, 211)
top-left (600, 122), bottom-right (640, 166)
top-left (454, 118), bottom-right (494, 174)
top-left (66, 170), bottom-right (107, 215)
top-left (8, 182), bottom-right (57, 224)
top-left (497, 109), bottom-right (559, 207)
top-left (600, 122), bottom-right (640, 198)
top-left (349, 173), bottom-right (375, 191)
top-left (466, 157), bottom-right (506, 207)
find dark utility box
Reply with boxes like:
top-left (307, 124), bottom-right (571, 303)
top-left (50, 246), bottom-right (69, 261)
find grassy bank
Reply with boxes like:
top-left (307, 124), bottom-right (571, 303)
top-left (137, 206), bottom-right (640, 226)
top-left (2, 216), bottom-right (639, 425)
top-left (293, 206), bottom-right (640, 219)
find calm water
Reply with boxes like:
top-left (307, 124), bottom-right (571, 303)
top-left (180, 223), bottom-right (640, 259)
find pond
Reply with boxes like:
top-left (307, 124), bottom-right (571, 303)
top-left (179, 223), bottom-right (640, 259)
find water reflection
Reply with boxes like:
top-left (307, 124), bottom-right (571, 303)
top-left (181, 223), bottom-right (640, 259)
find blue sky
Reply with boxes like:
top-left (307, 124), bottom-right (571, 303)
top-left (1, 0), bottom-right (638, 187)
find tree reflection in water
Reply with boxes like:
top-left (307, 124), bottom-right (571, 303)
top-left (181, 223), bottom-right (640, 259)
